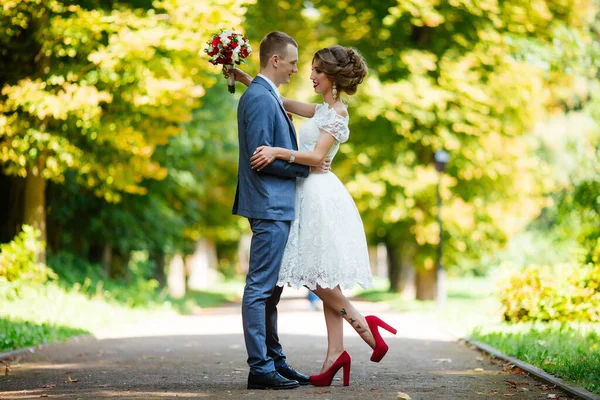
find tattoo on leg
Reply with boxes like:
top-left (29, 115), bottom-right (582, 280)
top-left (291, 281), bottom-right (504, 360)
top-left (340, 308), bottom-right (347, 316)
top-left (349, 318), bottom-right (356, 324)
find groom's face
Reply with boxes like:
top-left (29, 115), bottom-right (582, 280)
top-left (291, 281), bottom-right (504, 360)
top-left (274, 43), bottom-right (299, 86)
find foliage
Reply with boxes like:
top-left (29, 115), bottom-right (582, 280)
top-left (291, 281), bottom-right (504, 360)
top-left (357, 275), bottom-right (502, 336)
top-left (472, 323), bottom-right (600, 395)
top-left (499, 263), bottom-right (600, 323)
top-left (241, 0), bottom-right (598, 279)
top-left (285, 0), bottom-right (598, 277)
top-left (0, 0), bottom-right (249, 200)
top-left (45, 83), bottom-right (242, 264)
top-left (45, 250), bottom-right (239, 310)
top-left (0, 256), bottom-right (241, 352)
top-left (0, 0), bottom-right (250, 268)
top-left (0, 225), bottom-right (54, 282)
top-left (0, 317), bottom-right (87, 352)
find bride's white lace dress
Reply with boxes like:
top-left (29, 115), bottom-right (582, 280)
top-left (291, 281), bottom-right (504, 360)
top-left (277, 103), bottom-right (374, 290)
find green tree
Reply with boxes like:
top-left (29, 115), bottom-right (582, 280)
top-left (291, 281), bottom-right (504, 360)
top-left (0, 0), bottom-right (249, 262)
top-left (301, 0), bottom-right (597, 297)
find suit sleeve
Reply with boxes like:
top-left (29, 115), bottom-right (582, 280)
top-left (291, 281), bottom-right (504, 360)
top-left (244, 95), bottom-right (310, 179)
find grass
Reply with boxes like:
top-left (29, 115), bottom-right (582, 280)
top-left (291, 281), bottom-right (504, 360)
top-left (356, 275), bottom-right (600, 395)
top-left (0, 277), bottom-right (244, 353)
top-left (356, 275), bottom-right (503, 336)
top-left (0, 318), bottom-right (88, 351)
top-left (472, 323), bottom-right (600, 395)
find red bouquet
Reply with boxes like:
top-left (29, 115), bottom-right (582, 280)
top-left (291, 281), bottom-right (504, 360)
top-left (204, 29), bottom-right (252, 93)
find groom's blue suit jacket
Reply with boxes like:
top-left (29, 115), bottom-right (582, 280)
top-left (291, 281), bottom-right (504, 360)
top-left (233, 76), bottom-right (310, 221)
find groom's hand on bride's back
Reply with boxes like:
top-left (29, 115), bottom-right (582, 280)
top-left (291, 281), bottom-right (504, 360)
top-left (311, 158), bottom-right (331, 174)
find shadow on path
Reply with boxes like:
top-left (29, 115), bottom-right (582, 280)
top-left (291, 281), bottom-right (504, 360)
top-left (1, 325), bottom-right (574, 399)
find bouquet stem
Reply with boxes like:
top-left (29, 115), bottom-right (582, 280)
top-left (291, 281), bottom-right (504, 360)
top-left (223, 64), bottom-right (235, 94)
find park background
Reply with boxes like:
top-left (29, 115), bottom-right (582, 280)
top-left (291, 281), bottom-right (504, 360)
top-left (0, 0), bottom-right (599, 395)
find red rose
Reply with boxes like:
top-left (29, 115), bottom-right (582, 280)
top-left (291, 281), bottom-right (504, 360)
top-left (211, 36), bottom-right (221, 47)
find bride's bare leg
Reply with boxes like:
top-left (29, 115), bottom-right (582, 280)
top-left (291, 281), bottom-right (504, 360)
top-left (319, 302), bottom-right (344, 373)
top-left (313, 285), bottom-right (376, 352)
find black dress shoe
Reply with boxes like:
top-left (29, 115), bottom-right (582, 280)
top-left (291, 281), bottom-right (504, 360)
top-left (276, 364), bottom-right (310, 385)
top-left (247, 371), bottom-right (299, 390)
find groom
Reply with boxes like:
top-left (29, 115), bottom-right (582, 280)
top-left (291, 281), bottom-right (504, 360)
top-left (233, 31), bottom-right (321, 390)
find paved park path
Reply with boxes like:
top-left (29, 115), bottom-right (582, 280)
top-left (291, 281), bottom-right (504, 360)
top-left (1, 297), bottom-right (574, 400)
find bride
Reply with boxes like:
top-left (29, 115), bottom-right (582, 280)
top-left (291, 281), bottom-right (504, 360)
top-left (230, 45), bottom-right (396, 387)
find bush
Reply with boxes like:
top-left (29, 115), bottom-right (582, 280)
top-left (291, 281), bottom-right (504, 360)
top-left (47, 250), bottom-right (164, 308)
top-left (500, 263), bottom-right (600, 323)
top-left (0, 225), bottom-right (55, 283)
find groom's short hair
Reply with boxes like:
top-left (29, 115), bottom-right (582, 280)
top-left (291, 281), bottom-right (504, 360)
top-left (259, 32), bottom-right (298, 67)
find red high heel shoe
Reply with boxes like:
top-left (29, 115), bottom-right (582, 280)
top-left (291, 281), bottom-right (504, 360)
top-left (309, 351), bottom-right (351, 387)
top-left (365, 315), bottom-right (397, 362)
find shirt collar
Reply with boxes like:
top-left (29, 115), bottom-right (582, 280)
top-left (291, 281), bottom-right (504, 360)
top-left (257, 74), bottom-right (280, 99)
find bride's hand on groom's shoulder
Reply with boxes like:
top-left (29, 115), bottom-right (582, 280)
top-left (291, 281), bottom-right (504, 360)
top-left (223, 67), bottom-right (252, 87)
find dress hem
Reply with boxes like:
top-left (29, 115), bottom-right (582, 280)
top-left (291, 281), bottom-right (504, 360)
top-left (276, 280), bottom-right (374, 291)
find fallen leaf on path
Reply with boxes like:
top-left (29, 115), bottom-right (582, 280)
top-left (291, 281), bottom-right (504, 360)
top-left (548, 395), bottom-right (558, 399)
top-left (474, 368), bottom-right (484, 372)
top-left (397, 392), bottom-right (412, 400)
top-left (476, 357), bottom-right (484, 361)
top-left (40, 395), bottom-right (48, 398)
top-left (541, 384), bottom-right (557, 391)
top-left (504, 394), bottom-right (515, 397)
top-left (433, 358), bottom-right (452, 363)
top-left (504, 364), bottom-right (528, 375)
top-left (65, 376), bottom-right (78, 383)
top-left (5, 365), bottom-right (10, 376)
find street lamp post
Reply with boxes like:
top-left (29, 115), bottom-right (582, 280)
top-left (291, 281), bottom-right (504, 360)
top-left (434, 150), bottom-right (449, 308)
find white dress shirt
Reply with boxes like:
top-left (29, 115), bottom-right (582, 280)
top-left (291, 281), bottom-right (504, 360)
top-left (257, 73), bottom-right (282, 104)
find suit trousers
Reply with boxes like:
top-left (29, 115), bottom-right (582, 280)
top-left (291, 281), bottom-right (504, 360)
top-left (242, 218), bottom-right (291, 374)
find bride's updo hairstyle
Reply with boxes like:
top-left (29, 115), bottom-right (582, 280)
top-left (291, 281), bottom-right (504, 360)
top-left (313, 45), bottom-right (368, 96)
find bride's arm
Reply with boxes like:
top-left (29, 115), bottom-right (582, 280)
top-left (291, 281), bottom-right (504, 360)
top-left (225, 68), bottom-right (317, 118)
top-left (225, 67), bottom-right (253, 86)
top-left (280, 97), bottom-right (316, 118)
top-left (250, 132), bottom-right (335, 170)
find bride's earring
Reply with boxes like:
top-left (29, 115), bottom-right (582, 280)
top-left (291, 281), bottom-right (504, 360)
top-left (332, 83), bottom-right (338, 102)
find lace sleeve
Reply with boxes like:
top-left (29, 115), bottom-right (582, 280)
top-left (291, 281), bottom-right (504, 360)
top-left (315, 104), bottom-right (350, 143)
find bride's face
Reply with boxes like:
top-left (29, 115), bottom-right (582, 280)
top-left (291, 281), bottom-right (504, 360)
top-left (310, 62), bottom-right (332, 96)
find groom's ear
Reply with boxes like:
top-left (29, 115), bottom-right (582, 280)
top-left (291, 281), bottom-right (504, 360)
top-left (271, 54), bottom-right (279, 68)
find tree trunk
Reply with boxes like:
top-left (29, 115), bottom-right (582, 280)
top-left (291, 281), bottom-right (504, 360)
top-left (416, 268), bottom-right (437, 300)
top-left (167, 253), bottom-right (186, 299)
top-left (368, 245), bottom-right (378, 275)
top-left (150, 250), bottom-right (166, 287)
top-left (0, 172), bottom-right (25, 243)
top-left (102, 243), bottom-right (112, 279)
top-left (110, 249), bottom-right (129, 281)
top-left (187, 238), bottom-right (218, 291)
top-left (376, 242), bottom-right (388, 279)
top-left (386, 237), bottom-right (416, 300)
top-left (23, 160), bottom-right (46, 264)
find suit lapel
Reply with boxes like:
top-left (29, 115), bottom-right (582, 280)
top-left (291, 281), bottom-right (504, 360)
top-left (252, 77), bottom-right (299, 146)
